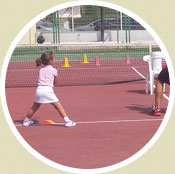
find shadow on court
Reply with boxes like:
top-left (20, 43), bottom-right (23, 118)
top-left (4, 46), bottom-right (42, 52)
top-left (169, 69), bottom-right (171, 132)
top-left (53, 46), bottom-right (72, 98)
top-left (13, 119), bottom-right (65, 127)
top-left (126, 104), bottom-right (166, 115)
top-left (13, 119), bottom-right (39, 124)
top-left (127, 89), bottom-right (147, 94)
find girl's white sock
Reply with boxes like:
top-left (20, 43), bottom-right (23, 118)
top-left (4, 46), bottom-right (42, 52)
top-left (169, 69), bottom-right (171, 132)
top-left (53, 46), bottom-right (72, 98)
top-left (64, 116), bottom-right (70, 122)
top-left (24, 117), bottom-right (30, 121)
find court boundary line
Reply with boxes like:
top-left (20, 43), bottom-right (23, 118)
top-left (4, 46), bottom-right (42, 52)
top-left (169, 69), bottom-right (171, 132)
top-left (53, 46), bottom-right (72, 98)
top-left (14, 118), bottom-right (163, 127)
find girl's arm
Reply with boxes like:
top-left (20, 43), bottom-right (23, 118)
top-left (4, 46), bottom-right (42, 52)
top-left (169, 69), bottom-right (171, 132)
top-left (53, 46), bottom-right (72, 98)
top-left (54, 76), bottom-right (58, 85)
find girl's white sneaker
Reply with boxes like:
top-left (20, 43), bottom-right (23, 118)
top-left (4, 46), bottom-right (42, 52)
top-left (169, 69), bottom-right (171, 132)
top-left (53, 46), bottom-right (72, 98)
top-left (23, 119), bottom-right (34, 126)
top-left (65, 120), bottom-right (76, 127)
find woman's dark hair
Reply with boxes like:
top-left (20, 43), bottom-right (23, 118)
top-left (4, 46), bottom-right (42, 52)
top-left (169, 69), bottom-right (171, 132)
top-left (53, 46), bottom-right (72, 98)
top-left (36, 51), bottom-right (54, 67)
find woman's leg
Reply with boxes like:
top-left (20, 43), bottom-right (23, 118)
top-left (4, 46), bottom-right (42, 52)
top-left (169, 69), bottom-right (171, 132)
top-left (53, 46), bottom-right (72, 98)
top-left (155, 80), bottom-right (163, 108)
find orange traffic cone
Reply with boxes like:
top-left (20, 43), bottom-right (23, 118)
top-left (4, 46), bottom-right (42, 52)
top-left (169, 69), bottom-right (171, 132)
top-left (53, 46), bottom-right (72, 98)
top-left (43, 120), bottom-right (55, 125)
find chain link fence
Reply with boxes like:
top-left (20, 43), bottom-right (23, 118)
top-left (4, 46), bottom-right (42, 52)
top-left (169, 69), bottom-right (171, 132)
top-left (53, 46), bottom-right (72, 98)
top-left (36, 5), bottom-right (154, 44)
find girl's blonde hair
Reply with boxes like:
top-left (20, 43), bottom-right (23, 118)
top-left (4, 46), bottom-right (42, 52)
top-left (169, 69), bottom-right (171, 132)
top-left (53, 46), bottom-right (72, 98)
top-left (36, 51), bottom-right (54, 67)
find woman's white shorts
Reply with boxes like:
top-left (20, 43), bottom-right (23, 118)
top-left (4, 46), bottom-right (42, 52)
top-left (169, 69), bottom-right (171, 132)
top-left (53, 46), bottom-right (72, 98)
top-left (34, 86), bottom-right (59, 103)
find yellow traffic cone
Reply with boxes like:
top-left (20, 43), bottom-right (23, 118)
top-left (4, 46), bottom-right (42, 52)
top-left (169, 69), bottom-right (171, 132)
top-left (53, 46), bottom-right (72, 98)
top-left (62, 56), bottom-right (71, 68)
top-left (82, 54), bottom-right (90, 64)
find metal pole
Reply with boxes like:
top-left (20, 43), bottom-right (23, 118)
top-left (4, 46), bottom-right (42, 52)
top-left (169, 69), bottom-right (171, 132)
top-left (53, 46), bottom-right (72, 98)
top-left (56, 11), bottom-right (60, 43)
top-left (117, 28), bottom-right (119, 43)
top-left (55, 12), bottom-right (58, 43)
top-left (100, 6), bottom-right (104, 42)
top-left (29, 28), bottom-right (31, 44)
top-left (128, 16), bottom-right (131, 43)
top-left (125, 15), bottom-right (127, 43)
top-left (120, 12), bottom-right (122, 31)
top-left (116, 13), bottom-right (119, 43)
top-left (52, 13), bottom-right (56, 43)
top-left (149, 43), bottom-right (152, 55)
top-left (72, 7), bottom-right (74, 32)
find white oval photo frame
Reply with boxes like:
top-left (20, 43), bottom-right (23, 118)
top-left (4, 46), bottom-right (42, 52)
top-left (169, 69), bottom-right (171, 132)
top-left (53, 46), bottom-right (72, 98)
top-left (1, 1), bottom-right (175, 174)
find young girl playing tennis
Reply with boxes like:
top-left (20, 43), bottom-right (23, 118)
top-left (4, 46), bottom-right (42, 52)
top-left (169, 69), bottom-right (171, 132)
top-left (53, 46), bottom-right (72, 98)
top-left (23, 51), bottom-right (76, 127)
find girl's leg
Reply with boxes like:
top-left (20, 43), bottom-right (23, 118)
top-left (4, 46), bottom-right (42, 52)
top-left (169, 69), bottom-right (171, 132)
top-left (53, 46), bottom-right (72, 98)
top-left (51, 102), bottom-right (76, 127)
top-left (23, 102), bottom-right (41, 126)
top-left (26, 102), bottom-right (41, 119)
top-left (51, 102), bottom-right (67, 118)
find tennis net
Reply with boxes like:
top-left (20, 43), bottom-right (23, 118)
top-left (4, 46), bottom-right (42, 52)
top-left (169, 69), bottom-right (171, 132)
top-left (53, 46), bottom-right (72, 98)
top-left (6, 43), bottom-right (160, 87)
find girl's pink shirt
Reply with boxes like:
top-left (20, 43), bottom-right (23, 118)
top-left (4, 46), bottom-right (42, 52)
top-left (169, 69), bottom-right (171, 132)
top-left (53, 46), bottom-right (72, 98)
top-left (38, 65), bottom-right (58, 87)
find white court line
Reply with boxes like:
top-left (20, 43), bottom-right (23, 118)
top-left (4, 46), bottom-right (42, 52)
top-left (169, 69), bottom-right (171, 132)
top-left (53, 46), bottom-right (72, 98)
top-left (15, 118), bottom-right (163, 127)
top-left (131, 67), bottom-right (146, 80)
top-left (131, 66), bottom-right (169, 100)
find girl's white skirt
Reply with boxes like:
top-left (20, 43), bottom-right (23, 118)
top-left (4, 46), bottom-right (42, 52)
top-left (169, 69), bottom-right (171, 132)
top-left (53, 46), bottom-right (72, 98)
top-left (34, 86), bottom-right (59, 103)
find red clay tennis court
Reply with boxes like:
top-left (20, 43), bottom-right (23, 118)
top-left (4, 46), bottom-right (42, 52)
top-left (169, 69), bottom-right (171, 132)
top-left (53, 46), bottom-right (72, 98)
top-left (5, 44), bottom-right (169, 169)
